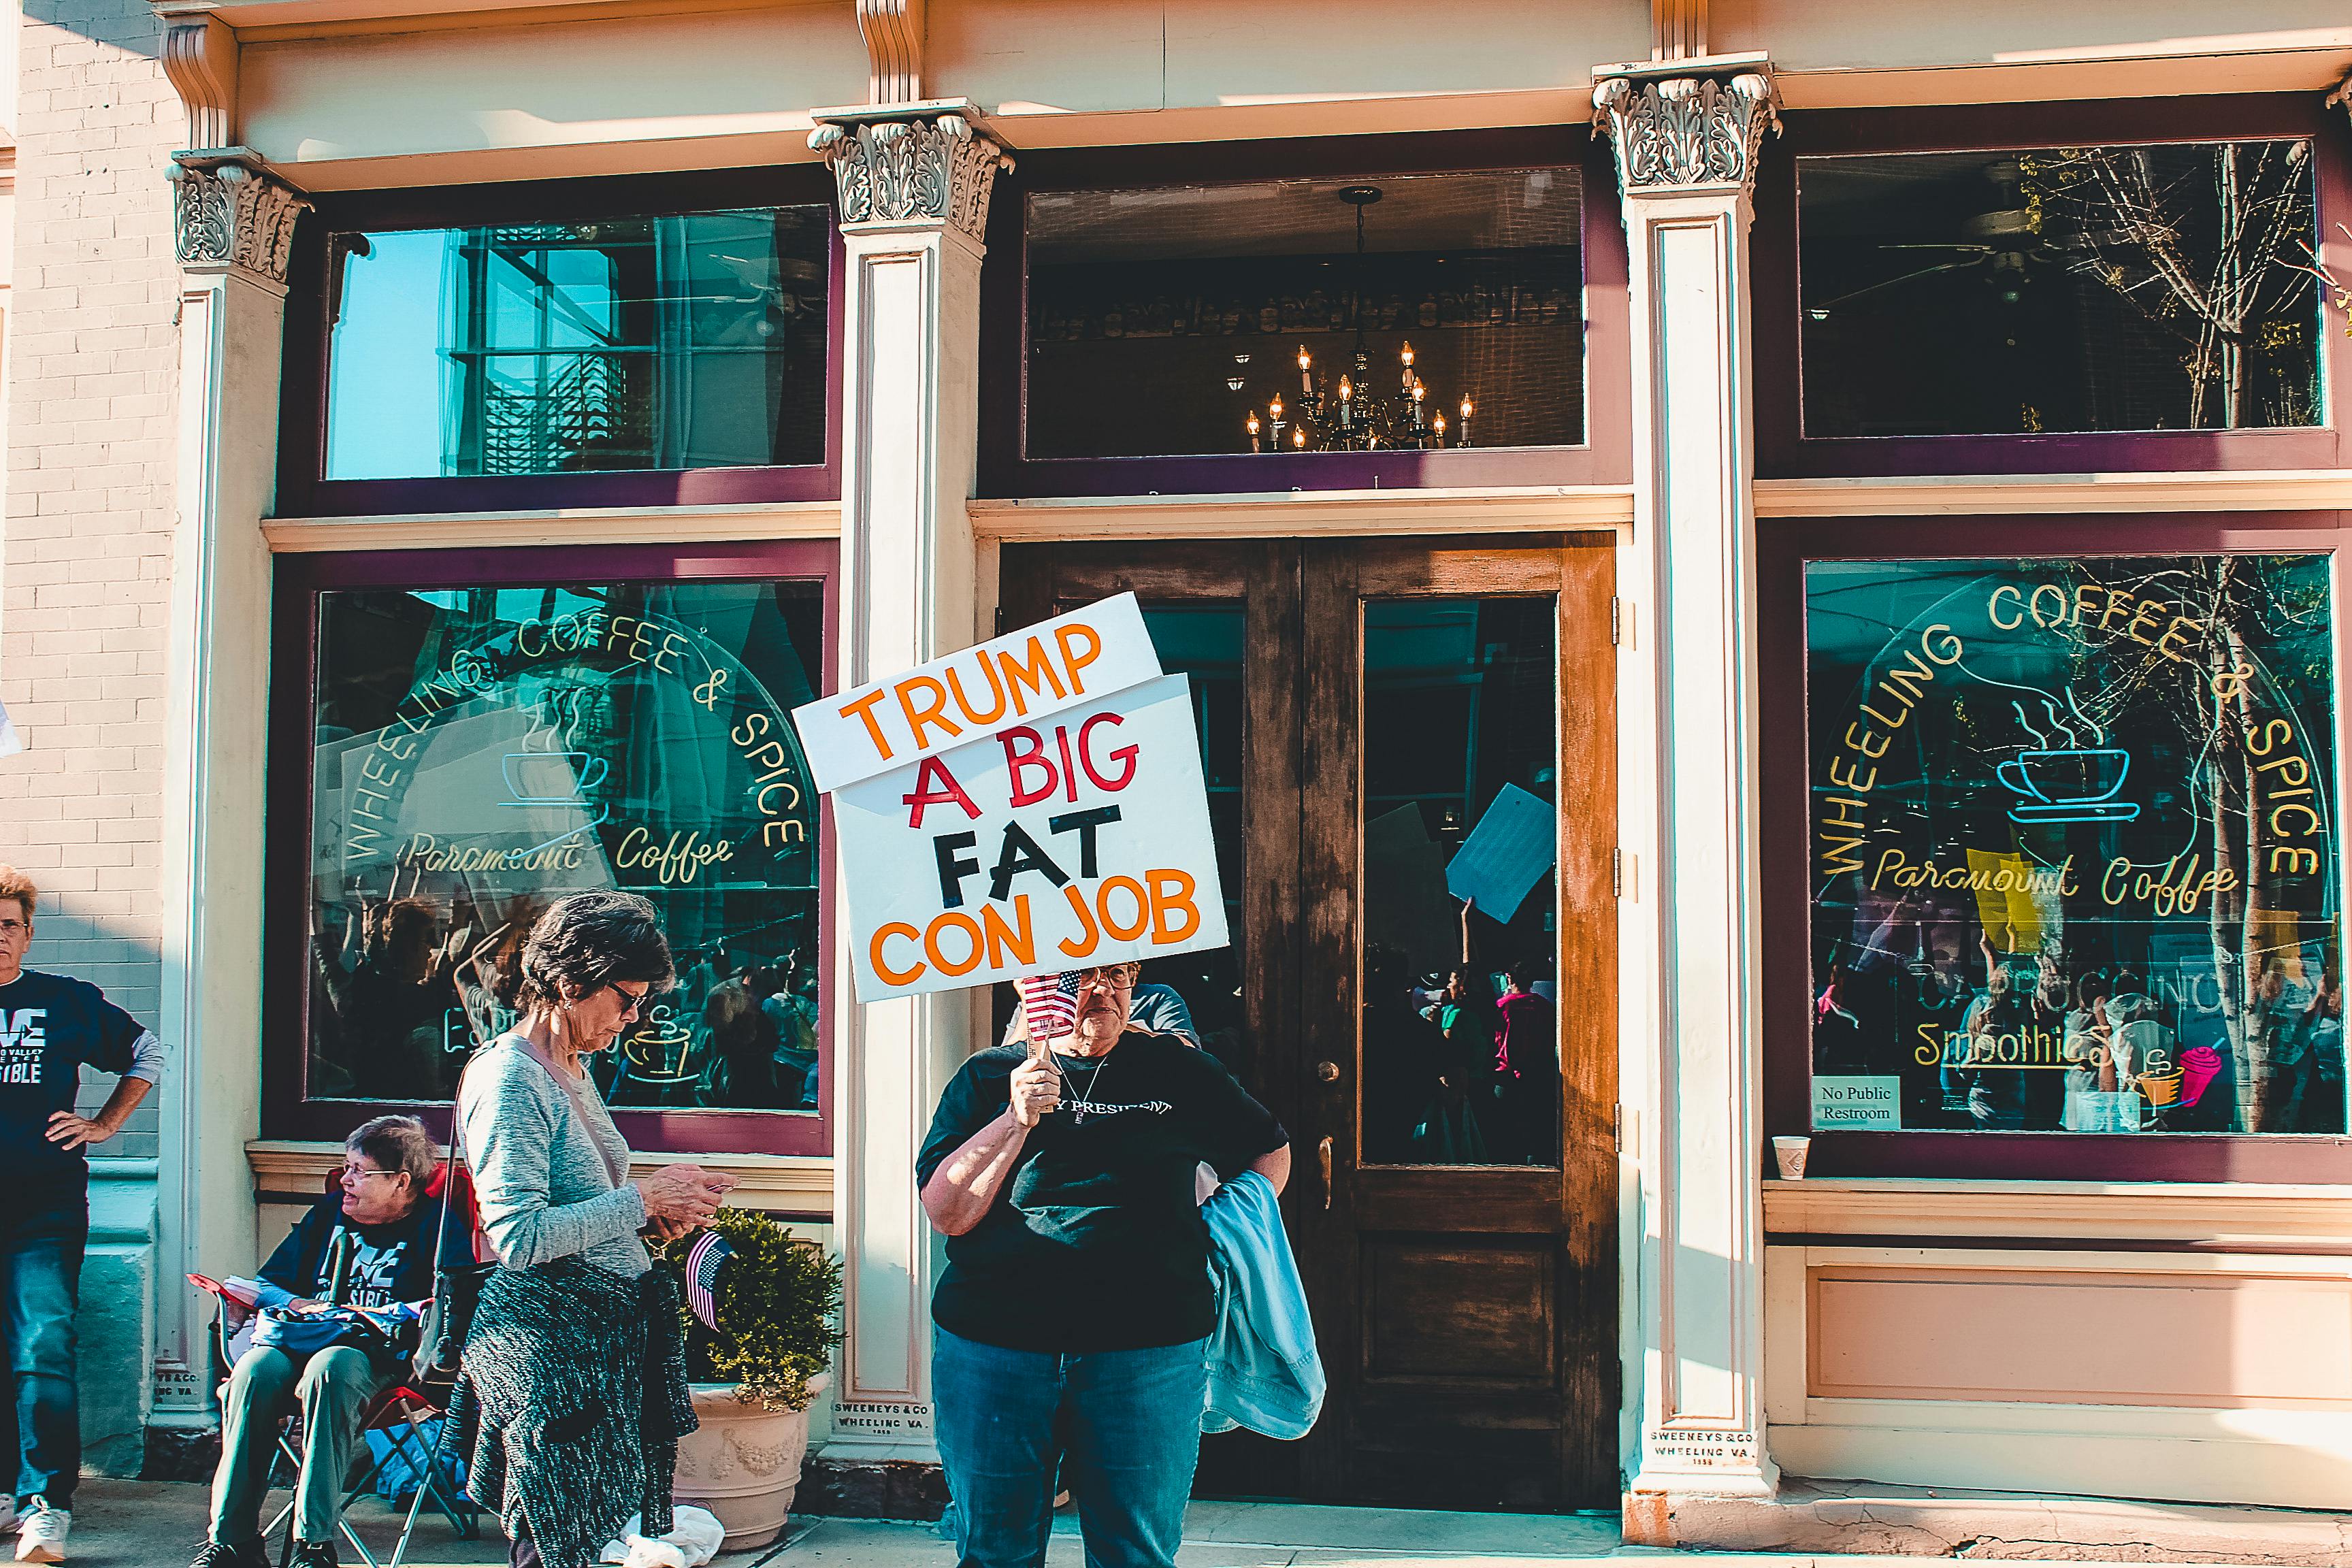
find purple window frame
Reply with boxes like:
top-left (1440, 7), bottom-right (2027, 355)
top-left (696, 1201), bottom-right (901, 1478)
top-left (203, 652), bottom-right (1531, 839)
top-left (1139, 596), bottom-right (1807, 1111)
top-left (978, 127), bottom-right (1633, 498)
top-left (1759, 509), bottom-right (2352, 1181)
top-left (1755, 93), bottom-right (2352, 478)
top-left (265, 539), bottom-right (841, 1158)
top-left (276, 167), bottom-right (846, 519)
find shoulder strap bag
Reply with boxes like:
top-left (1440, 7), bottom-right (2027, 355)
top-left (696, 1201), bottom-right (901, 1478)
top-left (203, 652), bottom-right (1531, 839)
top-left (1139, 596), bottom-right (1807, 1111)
top-left (416, 1051), bottom-right (497, 1393)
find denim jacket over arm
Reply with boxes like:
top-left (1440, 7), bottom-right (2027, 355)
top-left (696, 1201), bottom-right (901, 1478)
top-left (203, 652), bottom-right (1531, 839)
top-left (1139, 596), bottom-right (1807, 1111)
top-left (1200, 1169), bottom-right (1325, 1440)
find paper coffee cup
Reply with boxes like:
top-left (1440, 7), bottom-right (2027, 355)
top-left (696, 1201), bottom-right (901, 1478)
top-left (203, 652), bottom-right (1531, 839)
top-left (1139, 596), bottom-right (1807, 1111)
top-left (1771, 1135), bottom-right (1810, 1181)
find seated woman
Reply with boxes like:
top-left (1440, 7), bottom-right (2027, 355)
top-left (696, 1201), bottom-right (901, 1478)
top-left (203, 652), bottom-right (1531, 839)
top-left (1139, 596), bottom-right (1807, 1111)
top-left (191, 1115), bottom-right (444, 1568)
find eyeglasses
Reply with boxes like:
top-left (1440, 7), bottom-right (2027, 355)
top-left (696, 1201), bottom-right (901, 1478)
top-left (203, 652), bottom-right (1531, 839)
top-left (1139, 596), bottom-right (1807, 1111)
top-left (0, 920), bottom-right (27, 935)
top-left (608, 981), bottom-right (651, 1018)
top-left (340, 1164), bottom-right (398, 1183)
top-left (1073, 965), bottom-right (1141, 991)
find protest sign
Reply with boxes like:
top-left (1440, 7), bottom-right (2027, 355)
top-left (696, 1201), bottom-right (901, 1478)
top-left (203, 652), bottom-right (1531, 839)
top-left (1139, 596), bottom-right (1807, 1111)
top-left (830, 673), bottom-right (1230, 1001)
top-left (1444, 782), bottom-right (1556, 923)
top-left (796, 593), bottom-right (1160, 794)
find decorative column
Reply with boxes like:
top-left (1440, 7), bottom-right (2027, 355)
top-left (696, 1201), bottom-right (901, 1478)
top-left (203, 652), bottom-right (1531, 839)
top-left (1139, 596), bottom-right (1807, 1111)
top-left (1593, 56), bottom-right (1782, 1515)
top-left (811, 99), bottom-right (1011, 1476)
top-left (148, 27), bottom-right (308, 1447)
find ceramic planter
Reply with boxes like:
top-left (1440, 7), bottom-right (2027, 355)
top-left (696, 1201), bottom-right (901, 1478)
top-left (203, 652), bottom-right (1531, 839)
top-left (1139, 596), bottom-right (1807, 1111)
top-left (670, 1371), bottom-right (830, 1552)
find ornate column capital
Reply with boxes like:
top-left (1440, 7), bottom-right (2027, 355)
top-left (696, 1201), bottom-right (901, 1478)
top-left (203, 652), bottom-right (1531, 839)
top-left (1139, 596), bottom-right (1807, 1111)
top-left (167, 150), bottom-right (309, 287)
top-left (2331, 72), bottom-right (2351, 125)
top-left (808, 101), bottom-right (1014, 240)
top-left (1592, 55), bottom-right (1778, 197)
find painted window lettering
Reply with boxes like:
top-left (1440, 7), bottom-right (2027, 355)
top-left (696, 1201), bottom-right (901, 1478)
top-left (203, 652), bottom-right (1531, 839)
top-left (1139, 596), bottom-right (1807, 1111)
top-left (309, 579), bottom-right (827, 1112)
top-left (1806, 557), bottom-right (2344, 1137)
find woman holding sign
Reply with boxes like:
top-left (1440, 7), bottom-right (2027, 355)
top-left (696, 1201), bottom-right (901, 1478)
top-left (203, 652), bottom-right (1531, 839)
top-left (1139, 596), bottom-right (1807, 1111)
top-left (917, 961), bottom-right (1290, 1568)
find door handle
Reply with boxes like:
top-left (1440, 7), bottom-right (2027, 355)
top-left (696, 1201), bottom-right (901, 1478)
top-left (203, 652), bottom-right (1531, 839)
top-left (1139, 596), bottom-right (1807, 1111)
top-left (1318, 1137), bottom-right (1334, 1211)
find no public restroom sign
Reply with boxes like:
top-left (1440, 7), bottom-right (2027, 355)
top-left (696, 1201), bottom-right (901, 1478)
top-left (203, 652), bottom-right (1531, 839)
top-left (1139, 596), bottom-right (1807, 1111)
top-left (794, 594), bottom-right (1231, 1002)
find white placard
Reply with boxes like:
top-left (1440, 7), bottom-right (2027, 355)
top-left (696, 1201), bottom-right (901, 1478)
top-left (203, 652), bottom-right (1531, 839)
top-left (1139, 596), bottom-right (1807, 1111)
top-left (1811, 1075), bottom-right (1902, 1130)
top-left (833, 674), bottom-right (1229, 1002)
top-left (794, 593), bottom-right (1160, 794)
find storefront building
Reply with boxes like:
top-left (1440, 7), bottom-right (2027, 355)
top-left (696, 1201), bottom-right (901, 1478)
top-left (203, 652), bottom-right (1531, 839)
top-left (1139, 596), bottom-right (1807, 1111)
top-left (7, 0), bottom-right (2352, 1548)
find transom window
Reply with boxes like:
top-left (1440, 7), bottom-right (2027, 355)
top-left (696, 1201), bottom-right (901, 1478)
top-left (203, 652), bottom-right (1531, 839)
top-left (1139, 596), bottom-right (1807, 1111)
top-left (1024, 167), bottom-right (1585, 461)
top-left (325, 208), bottom-right (832, 480)
top-left (1798, 141), bottom-right (2323, 440)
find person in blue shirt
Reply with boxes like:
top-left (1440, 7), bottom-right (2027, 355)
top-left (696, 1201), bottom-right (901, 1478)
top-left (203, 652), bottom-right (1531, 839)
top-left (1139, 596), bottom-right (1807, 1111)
top-left (0, 866), bottom-right (165, 1566)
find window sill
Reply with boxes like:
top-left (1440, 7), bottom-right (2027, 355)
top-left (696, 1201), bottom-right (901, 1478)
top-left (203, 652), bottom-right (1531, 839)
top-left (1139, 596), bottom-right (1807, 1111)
top-left (1763, 1175), bottom-right (2352, 1247)
top-left (245, 1139), bottom-right (834, 1217)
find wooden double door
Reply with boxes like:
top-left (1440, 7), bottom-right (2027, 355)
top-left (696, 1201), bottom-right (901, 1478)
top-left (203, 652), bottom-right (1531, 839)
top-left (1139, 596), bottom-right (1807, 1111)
top-left (1001, 536), bottom-right (1619, 1512)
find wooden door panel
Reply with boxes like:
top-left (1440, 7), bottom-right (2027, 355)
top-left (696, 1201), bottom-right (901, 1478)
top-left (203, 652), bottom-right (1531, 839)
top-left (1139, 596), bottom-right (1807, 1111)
top-left (1352, 1172), bottom-right (1562, 1231)
top-left (1344, 1428), bottom-right (1564, 1513)
top-left (1360, 1236), bottom-right (1558, 1381)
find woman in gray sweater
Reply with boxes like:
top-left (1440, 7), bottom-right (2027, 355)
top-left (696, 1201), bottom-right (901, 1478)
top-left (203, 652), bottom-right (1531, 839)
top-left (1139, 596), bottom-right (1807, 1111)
top-left (455, 892), bottom-right (733, 1568)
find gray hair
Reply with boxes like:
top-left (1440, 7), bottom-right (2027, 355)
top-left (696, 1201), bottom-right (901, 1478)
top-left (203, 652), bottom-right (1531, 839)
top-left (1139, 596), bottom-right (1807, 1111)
top-left (346, 1114), bottom-right (438, 1190)
top-left (497, 889), bottom-right (676, 1014)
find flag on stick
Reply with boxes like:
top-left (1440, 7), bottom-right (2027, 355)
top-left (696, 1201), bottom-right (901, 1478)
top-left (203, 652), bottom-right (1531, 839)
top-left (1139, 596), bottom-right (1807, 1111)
top-left (1015, 971), bottom-right (1084, 1046)
top-left (683, 1230), bottom-right (734, 1332)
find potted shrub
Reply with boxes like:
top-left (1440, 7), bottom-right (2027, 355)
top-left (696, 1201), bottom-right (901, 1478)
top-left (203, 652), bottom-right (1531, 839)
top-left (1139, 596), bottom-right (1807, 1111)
top-left (658, 1208), bottom-right (843, 1552)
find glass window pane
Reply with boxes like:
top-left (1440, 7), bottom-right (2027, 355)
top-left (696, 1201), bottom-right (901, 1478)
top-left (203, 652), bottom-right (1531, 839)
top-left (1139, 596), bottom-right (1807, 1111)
top-left (1027, 169), bottom-right (1584, 459)
top-left (309, 579), bottom-right (826, 1113)
top-left (1806, 556), bottom-right (2345, 1136)
top-left (1137, 605), bottom-right (1247, 1067)
top-left (1799, 144), bottom-right (2322, 438)
top-left (1360, 598), bottom-right (1558, 1166)
top-left (326, 208), bottom-right (831, 479)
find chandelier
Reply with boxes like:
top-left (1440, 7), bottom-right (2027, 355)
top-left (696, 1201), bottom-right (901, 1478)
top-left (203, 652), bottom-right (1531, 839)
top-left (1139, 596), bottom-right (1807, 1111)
top-left (1237, 185), bottom-right (1475, 453)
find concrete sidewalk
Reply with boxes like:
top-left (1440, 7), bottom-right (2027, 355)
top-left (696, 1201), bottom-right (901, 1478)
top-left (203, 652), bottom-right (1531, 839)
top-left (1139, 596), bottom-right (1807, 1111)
top-left (48, 1478), bottom-right (2266, 1567)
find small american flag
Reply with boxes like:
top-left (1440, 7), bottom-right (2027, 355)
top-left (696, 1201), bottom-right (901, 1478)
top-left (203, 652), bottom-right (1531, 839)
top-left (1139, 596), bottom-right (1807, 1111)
top-left (1015, 971), bottom-right (1083, 1044)
top-left (683, 1230), bottom-right (735, 1333)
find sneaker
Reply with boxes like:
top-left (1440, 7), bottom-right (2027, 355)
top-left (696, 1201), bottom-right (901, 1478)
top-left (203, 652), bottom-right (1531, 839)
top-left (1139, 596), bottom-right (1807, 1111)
top-left (0, 1497), bottom-right (14, 1535)
top-left (12, 1499), bottom-right (65, 1564)
top-left (189, 1542), bottom-right (267, 1568)
top-left (288, 1541), bottom-right (339, 1568)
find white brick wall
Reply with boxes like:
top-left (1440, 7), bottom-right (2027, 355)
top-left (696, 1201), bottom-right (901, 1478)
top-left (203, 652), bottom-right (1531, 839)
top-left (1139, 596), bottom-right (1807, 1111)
top-left (1, 0), bottom-right (181, 1160)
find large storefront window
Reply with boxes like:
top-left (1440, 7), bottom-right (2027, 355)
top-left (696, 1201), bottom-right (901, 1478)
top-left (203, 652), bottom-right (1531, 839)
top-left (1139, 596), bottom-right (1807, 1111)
top-left (308, 579), bottom-right (823, 1115)
top-left (1807, 555), bottom-right (2345, 1137)
top-left (325, 208), bottom-right (831, 479)
top-left (1026, 168), bottom-right (1584, 459)
top-left (1799, 142), bottom-right (2322, 438)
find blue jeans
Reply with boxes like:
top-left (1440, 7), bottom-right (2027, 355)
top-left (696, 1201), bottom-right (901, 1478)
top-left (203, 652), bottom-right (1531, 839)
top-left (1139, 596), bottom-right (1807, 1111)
top-left (933, 1326), bottom-right (1208, 1568)
top-left (1, 1186), bottom-right (85, 1507)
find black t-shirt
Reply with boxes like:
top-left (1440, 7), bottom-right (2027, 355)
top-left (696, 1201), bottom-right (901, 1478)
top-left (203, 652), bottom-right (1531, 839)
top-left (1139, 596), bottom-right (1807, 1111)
top-left (916, 1034), bottom-right (1287, 1353)
top-left (261, 1190), bottom-right (444, 1310)
top-left (0, 969), bottom-right (147, 1194)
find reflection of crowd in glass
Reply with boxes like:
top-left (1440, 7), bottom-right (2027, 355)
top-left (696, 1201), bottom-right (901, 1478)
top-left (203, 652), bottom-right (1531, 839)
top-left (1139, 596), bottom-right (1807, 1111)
top-left (658, 943), bottom-right (821, 1109)
top-left (309, 897), bottom-right (821, 1111)
top-left (1361, 943), bottom-right (1558, 1166)
top-left (1816, 892), bottom-right (2346, 1134)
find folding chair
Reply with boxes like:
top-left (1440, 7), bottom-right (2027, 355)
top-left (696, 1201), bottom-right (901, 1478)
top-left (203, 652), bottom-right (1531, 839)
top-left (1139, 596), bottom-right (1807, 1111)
top-left (206, 1162), bottom-right (482, 1568)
